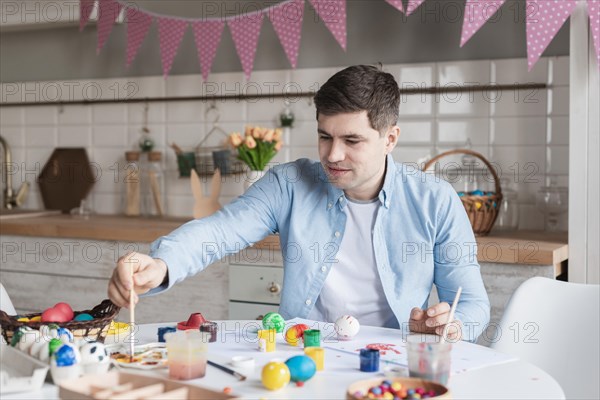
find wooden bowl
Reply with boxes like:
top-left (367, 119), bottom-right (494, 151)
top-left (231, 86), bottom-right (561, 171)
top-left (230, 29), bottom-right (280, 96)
top-left (346, 377), bottom-right (451, 399)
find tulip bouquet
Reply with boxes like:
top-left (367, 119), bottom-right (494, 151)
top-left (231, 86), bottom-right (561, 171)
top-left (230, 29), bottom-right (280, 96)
top-left (229, 126), bottom-right (283, 171)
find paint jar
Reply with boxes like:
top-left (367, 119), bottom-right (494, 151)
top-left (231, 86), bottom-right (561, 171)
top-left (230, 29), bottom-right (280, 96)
top-left (157, 326), bottom-right (176, 342)
top-left (304, 347), bottom-right (324, 371)
top-left (359, 348), bottom-right (380, 372)
top-left (406, 335), bottom-right (452, 385)
top-left (165, 330), bottom-right (209, 380)
top-left (199, 322), bottom-right (218, 342)
top-left (257, 329), bottom-right (277, 352)
top-left (303, 329), bottom-right (321, 348)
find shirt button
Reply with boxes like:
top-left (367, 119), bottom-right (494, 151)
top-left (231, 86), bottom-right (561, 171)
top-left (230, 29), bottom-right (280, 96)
top-left (305, 299), bottom-right (312, 305)
top-left (334, 231), bottom-right (340, 238)
top-left (321, 265), bottom-right (327, 272)
top-left (327, 202), bottom-right (332, 208)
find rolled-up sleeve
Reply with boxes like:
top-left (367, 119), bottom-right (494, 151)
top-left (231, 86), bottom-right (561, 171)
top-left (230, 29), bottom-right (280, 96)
top-left (433, 183), bottom-right (490, 342)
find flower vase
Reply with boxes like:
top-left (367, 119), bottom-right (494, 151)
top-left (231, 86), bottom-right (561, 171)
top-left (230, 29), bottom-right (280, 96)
top-left (244, 169), bottom-right (266, 191)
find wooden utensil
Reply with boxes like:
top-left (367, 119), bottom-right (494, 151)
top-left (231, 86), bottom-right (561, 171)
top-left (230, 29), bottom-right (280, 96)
top-left (190, 169), bottom-right (222, 219)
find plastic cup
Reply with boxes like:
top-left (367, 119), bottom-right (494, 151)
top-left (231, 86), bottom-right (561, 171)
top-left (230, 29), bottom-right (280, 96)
top-left (165, 330), bottom-right (209, 380)
top-left (304, 347), bottom-right (324, 371)
top-left (303, 329), bottom-right (321, 348)
top-left (406, 335), bottom-right (452, 385)
top-left (257, 329), bottom-right (277, 352)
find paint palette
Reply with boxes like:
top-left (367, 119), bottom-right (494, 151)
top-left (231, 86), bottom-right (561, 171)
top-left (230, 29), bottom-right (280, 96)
top-left (106, 343), bottom-right (167, 370)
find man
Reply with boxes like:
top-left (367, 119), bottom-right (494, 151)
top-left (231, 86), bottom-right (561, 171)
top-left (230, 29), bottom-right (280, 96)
top-left (108, 65), bottom-right (490, 341)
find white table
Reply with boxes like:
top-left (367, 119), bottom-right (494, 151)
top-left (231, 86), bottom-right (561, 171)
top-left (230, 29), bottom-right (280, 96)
top-left (5, 320), bottom-right (565, 399)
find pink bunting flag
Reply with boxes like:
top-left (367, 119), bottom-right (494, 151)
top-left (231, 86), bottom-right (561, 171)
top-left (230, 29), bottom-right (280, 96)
top-left (385, 0), bottom-right (404, 13)
top-left (461, 0), bottom-right (506, 47)
top-left (526, 0), bottom-right (577, 70)
top-left (192, 20), bottom-right (225, 81)
top-left (126, 8), bottom-right (153, 68)
top-left (97, 0), bottom-right (123, 54)
top-left (308, 0), bottom-right (347, 51)
top-left (268, 0), bottom-right (305, 68)
top-left (157, 17), bottom-right (189, 78)
top-left (589, 0), bottom-right (600, 68)
top-left (228, 12), bottom-right (264, 80)
top-left (406, 0), bottom-right (426, 16)
top-left (79, 0), bottom-right (95, 31)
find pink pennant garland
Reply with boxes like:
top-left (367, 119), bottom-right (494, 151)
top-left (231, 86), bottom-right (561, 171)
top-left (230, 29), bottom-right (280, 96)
top-left (79, 0), bottom-right (95, 31)
top-left (526, 0), bottom-right (577, 70)
top-left (589, 0), bottom-right (600, 69)
top-left (126, 8), bottom-right (153, 68)
top-left (268, 0), bottom-right (305, 68)
top-left (157, 17), bottom-right (189, 78)
top-left (406, 0), bottom-right (426, 16)
top-left (97, 0), bottom-right (123, 54)
top-left (308, 0), bottom-right (347, 51)
top-left (385, 0), bottom-right (404, 13)
top-left (192, 20), bottom-right (225, 81)
top-left (461, 0), bottom-right (506, 47)
top-left (228, 12), bottom-right (264, 80)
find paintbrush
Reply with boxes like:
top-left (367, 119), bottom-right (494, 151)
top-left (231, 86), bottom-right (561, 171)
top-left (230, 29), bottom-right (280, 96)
top-left (207, 360), bottom-right (247, 381)
top-left (441, 286), bottom-right (462, 342)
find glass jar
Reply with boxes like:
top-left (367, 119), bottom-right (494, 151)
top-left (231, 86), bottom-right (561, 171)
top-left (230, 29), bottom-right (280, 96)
top-left (494, 178), bottom-right (519, 231)
top-left (123, 151), bottom-right (141, 216)
top-left (140, 151), bottom-right (166, 217)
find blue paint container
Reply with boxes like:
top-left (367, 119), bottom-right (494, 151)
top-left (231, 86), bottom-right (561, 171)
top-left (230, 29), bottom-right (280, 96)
top-left (157, 326), bottom-right (177, 342)
top-left (359, 348), bottom-right (380, 372)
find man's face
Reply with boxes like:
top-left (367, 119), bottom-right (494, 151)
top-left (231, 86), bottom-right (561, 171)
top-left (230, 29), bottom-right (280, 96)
top-left (318, 111), bottom-right (398, 201)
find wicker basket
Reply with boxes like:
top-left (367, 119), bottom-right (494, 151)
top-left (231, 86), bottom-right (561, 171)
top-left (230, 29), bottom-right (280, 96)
top-left (0, 299), bottom-right (120, 344)
top-left (423, 149), bottom-right (502, 236)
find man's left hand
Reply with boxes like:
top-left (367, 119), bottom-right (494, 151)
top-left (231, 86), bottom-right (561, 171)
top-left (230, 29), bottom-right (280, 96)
top-left (409, 303), bottom-right (463, 341)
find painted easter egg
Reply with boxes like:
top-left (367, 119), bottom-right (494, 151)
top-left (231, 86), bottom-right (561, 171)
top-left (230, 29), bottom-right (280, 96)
top-left (49, 338), bottom-right (63, 357)
top-left (261, 361), bottom-right (290, 390)
top-left (262, 312), bottom-right (285, 333)
top-left (41, 307), bottom-right (69, 323)
top-left (52, 344), bottom-right (78, 367)
top-left (80, 342), bottom-right (109, 364)
top-left (40, 324), bottom-right (60, 340)
top-left (285, 355), bottom-right (316, 383)
top-left (57, 328), bottom-right (74, 344)
top-left (285, 324), bottom-right (310, 346)
top-left (335, 315), bottom-right (360, 340)
top-left (10, 326), bottom-right (32, 348)
top-left (73, 313), bottom-right (94, 321)
top-left (53, 302), bottom-right (74, 321)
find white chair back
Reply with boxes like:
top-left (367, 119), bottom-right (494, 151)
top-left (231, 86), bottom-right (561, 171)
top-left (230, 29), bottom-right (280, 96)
top-left (492, 277), bottom-right (599, 399)
top-left (0, 283), bottom-right (17, 316)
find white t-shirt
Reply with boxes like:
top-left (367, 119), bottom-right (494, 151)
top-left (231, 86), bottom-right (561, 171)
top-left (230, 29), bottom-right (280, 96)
top-left (307, 197), bottom-right (398, 328)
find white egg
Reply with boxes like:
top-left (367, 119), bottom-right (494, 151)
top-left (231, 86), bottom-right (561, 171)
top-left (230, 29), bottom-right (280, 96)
top-left (335, 315), bottom-right (360, 340)
top-left (17, 329), bottom-right (39, 353)
top-left (28, 334), bottom-right (49, 358)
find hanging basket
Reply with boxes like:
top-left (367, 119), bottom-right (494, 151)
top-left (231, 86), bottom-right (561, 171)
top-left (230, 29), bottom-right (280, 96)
top-left (422, 149), bottom-right (503, 236)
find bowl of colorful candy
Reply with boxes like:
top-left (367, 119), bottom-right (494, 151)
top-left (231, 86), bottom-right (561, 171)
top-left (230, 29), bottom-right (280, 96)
top-left (346, 377), bottom-right (450, 399)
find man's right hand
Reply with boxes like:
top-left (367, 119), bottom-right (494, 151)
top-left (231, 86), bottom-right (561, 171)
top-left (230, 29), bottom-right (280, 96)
top-left (108, 252), bottom-right (168, 308)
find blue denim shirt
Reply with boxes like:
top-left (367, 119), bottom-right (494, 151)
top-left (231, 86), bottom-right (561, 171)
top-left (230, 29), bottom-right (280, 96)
top-left (150, 155), bottom-right (490, 341)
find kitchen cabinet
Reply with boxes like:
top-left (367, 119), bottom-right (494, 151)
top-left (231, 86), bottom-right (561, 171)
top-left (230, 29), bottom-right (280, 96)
top-left (228, 243), bottom-right (284, 320)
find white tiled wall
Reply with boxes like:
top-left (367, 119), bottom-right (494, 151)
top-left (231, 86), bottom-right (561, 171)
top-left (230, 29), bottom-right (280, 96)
top-left (0, 56), bottom-right (569, 230)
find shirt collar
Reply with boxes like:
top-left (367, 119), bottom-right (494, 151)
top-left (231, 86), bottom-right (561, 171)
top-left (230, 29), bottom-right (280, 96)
top-left (322, 154), bottom-right (396, 211)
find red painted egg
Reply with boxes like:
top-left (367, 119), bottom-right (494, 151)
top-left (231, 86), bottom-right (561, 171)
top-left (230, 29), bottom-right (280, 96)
top-left (53, 302), bottom-right (74, 321)
top-left (41, 307), bottom-right (70, 323)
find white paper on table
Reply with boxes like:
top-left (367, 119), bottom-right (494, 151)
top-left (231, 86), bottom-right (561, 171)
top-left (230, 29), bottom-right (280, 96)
top-left (288, 318), bottom-right (518, 375)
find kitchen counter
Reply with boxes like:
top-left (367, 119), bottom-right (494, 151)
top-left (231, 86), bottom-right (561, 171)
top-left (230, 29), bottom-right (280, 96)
top-left (0, 214), bottom-right (567, 269)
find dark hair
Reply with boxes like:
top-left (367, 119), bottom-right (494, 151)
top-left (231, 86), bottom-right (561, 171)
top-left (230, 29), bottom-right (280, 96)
top-left (314, 65), bottom-right (400, 134)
